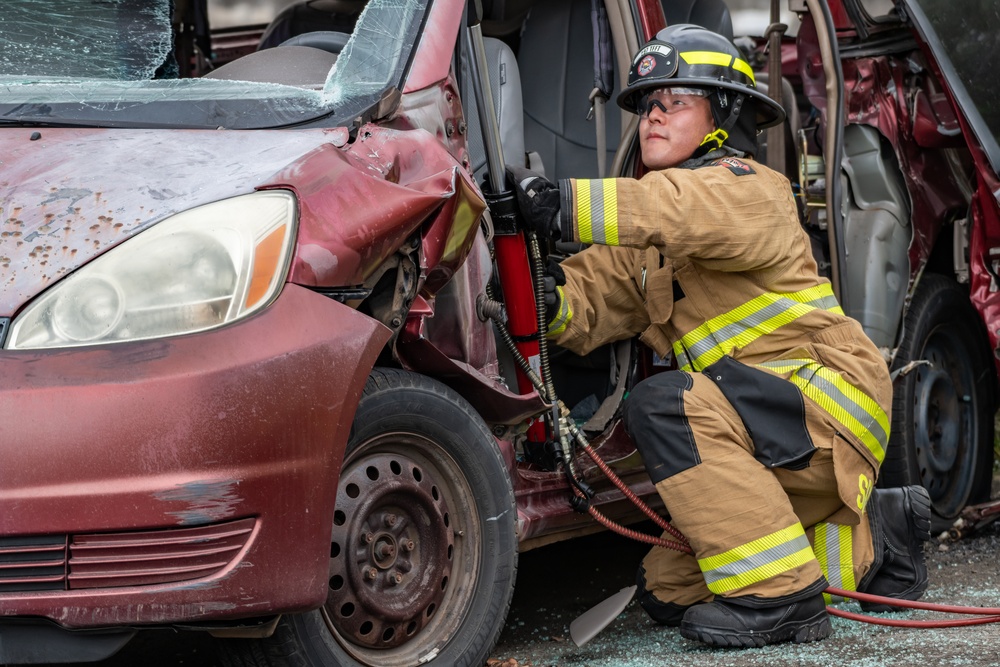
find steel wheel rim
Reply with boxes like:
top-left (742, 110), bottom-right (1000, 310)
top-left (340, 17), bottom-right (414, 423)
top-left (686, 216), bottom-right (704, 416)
top-left (913, 325), bottom-right (977, 518)
top-left (322, 432), bottom-right (481, 665)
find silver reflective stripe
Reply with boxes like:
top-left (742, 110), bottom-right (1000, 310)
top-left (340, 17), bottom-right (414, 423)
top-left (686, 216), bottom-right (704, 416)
top-left (805, 294), bottom-right (843, 312)
top-left (675, 346), bottom-right (693, 370)
top-left (588, 181), bottom-right (608, 245)
top-left (814, 522), bottom-right (855, 604)
top-left (547, 287), bottom-right (572, 336)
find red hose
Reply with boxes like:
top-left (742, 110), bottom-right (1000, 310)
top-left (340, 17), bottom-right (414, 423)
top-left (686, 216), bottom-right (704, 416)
top-left (827, 606), bottom-right (1000, 628)
top-left (579, 442), bottom-right (688, 543)
top-left (825, 586), bottom-right (1000, 615)
top-left (570, 485), bottom-right (691, 552)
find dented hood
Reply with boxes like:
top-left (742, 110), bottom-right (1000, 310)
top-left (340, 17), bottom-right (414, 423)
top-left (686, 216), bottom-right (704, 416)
top-left (0, 127), bottom-right (342, 317)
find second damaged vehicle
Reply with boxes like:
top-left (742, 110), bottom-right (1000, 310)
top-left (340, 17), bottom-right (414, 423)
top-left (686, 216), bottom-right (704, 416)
top-left (2, 0), bottom-right (1000, 666)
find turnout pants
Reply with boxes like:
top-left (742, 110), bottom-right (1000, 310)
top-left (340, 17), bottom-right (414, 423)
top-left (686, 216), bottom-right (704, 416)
top-left (623, 363), bottom-right (879, 607)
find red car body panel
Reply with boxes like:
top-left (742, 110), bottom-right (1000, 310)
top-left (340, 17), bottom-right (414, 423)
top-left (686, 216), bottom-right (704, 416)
top-left (284, 125), bottom-right (485, 291)
top-left (0, 285), bottom-right (389, 626)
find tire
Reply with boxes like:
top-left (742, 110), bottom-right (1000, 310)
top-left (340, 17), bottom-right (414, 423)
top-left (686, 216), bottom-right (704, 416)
top-left (881, 274), bottom-right (996, 529)
top-left (220, 368), bottom-right (518, 666)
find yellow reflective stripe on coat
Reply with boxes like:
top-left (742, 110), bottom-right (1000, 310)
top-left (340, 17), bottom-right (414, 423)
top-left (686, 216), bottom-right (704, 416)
top-left (547, 286), bottom-right (572, 337)
top-left (757, 358), bottom-right (888, 465)
top-left (698, 523), bottom-right (816, 595)
top-left (813, 522), bottom-right (856, 604)
top-left (575, 179), bottom-right (620, 246)
top-left (672, 283), bottom-right (843, 371)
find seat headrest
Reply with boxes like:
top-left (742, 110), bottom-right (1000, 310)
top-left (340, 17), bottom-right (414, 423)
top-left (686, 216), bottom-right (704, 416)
top-left (280, 30), bottom-right (351, 54)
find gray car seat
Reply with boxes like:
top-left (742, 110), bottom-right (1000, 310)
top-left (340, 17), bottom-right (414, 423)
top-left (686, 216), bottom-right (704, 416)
top-left (464, 37), bottom-right (529, 183)
top-left (518, 0), bottom-right (622, 182)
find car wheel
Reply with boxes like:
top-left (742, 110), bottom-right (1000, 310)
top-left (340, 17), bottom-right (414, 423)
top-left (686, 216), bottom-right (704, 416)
top-left (880, 274), bottom-right (996, 529)
top-left (220, 368), bottom-right (518, 666)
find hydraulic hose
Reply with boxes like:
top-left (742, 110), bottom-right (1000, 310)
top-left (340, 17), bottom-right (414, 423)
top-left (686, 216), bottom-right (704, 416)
top-left (825, 587), bottom-right (1000, 615)
top-left (827, 607), bottom-right (1000, 628)
top-left (577, 487), bottom-right (691, 552)
top-left (528, 231), bottom-right (559, 408)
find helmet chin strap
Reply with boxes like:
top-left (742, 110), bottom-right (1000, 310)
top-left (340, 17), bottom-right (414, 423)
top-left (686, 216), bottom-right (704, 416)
top-left (688, 91), bottom-right (747, 160)
top-left (699, 128), bottom-right (729, 151)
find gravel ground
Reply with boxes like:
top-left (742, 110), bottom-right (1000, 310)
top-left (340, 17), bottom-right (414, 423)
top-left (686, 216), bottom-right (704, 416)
top-left (489, 498), bottom-right (1000, 667)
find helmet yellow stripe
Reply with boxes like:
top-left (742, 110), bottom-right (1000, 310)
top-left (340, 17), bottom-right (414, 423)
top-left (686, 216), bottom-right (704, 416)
top-left (730, 57), bottom-right (756, 84)
top-left (680, 50), bottom-right (731, 67)
top-left (679, 50), bottom-right (756, 85)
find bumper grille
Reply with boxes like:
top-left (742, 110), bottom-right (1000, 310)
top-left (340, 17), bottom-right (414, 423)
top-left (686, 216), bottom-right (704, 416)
top-left (0, 518), bottom-right (255, 593)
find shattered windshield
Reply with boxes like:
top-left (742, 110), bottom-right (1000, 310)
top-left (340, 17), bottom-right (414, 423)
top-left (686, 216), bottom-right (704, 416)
top-left (0, 0), bottom-right (427, 129)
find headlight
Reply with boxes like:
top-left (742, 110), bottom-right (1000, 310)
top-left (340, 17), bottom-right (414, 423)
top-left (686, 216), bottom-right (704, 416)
top-left (7, 191), bottom-right (297, 349)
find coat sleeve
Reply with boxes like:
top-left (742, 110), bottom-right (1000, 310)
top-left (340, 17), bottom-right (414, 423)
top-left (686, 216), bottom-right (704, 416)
top-left (549, 244), bottom-right (650, 356)
top-left (558, 161), bottom-right (800, 272)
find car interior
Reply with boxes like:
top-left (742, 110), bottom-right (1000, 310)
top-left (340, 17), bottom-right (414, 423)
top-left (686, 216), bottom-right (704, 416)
top-left (206, 0), bottom-right (810, 456)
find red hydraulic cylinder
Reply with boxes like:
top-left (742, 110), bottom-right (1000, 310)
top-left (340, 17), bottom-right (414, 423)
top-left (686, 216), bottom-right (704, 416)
top-left (493, 231), bottom-right (547, 442)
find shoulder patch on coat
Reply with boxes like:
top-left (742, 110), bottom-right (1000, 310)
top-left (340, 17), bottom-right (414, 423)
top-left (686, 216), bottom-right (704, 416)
top-left (711, 157), bottom-right (756, 176)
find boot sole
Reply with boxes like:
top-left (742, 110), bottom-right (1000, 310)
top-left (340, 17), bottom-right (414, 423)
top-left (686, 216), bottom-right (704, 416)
top-left (679, 609), bottom-right (833, 648)
top-left (861, 485), bottom-right (932, 613)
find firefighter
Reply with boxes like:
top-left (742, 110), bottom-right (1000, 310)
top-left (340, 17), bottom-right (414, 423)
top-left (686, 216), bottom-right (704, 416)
top-left (508, 24), bottom-right (931, 648)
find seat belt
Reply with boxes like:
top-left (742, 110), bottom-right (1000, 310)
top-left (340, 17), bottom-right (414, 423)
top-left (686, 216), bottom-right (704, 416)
top-left (588, 0), bottom-right (614, 178)
top-left (765, 0), bottom-right (787, 175)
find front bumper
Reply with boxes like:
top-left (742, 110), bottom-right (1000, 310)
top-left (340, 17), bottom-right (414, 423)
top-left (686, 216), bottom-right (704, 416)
top-left (0, 285), bottom-right (389, 628)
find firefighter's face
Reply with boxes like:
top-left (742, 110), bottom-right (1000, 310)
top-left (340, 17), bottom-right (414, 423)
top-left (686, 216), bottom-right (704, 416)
top-left (638, 87), bottom-right (715, 169)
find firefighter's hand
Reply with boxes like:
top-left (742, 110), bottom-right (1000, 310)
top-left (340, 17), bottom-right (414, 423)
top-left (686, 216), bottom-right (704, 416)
top-left (506, 165), bottom-right (562, 240)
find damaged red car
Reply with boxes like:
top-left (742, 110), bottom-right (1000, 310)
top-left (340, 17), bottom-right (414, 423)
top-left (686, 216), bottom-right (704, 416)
top-left (1, 0), bottom-right (998, 665)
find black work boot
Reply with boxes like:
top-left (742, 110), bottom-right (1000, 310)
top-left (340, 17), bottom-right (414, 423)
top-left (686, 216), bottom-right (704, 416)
top-left (859, 484), bottom-right (932, 612)
top-left (679, 593), bottom-right (832, 648)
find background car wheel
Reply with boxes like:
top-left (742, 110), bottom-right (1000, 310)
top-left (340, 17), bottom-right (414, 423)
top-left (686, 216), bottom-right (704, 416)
top-left (220, 368), bottom-right (518, 667)
top-left (881, 274), bottom-right (996, 530)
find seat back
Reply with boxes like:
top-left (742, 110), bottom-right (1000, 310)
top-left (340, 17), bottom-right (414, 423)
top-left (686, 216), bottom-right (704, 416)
top-left (464, 37), bottom-right (528, 181)
top-left (661, 0), bottom-right (734, 40)
top-left (518, 0), bottom-right (621, 181)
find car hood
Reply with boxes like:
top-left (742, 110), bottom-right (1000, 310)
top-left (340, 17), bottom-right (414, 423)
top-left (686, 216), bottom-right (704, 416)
top-left (0, 126), bottom-right (344, 317)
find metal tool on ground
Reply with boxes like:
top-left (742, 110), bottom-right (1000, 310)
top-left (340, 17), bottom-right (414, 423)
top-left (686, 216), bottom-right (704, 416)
top-left (569, 585), bottom-right (637, 647)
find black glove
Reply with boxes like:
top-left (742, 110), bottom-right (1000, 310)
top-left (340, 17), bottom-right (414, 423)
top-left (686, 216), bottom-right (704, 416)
top-left (505, 165), bottom-right (562, 240)
top-left (543, 257), bottom-right (567, 329)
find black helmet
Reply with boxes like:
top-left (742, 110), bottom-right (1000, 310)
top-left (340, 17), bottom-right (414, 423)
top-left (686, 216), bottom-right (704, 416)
top-left (617, 24), bottom-right (785, 156)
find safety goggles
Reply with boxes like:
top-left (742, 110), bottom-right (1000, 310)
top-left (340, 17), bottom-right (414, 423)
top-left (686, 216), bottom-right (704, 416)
top-left (637, 86), bottom-right (710, 118)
